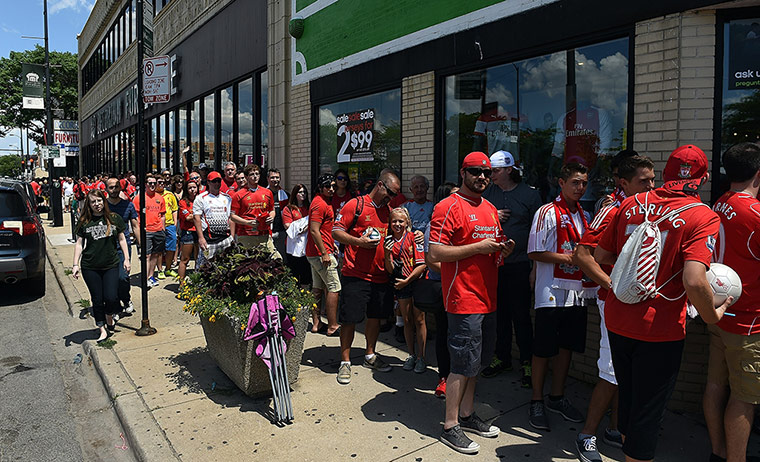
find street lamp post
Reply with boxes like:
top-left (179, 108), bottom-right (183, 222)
top-left (43, 0), bottom-right (63, 227)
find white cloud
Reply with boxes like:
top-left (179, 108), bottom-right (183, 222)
top-left (1, 24), bottom-right (20, 35)
top-left (50, 0), bottom-right (95, 15)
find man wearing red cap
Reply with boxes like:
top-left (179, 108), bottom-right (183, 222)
top-left (193, 170), bottom-right (233, 263)
top-left (429, 151), bottom-right (514, 454)
top-left (595, 145), bottom-right (732, 462)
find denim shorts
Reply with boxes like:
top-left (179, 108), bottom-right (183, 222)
top-left (179, 228), bottom-right (197, 245)
top-left (447, 312), bottom-right (496, 377)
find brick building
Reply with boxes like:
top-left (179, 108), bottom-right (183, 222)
top-left (78, 0), bottom-right (760, 412)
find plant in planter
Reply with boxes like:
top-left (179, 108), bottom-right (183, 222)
top-left (179, 244), bottom-right (316, 397)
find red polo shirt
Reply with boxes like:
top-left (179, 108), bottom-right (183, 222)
top-left (231, 186), bottom-right (274, 236)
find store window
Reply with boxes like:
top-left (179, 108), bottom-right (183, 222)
top-left (221, 85), bottom-right (234, 163)
top-left (444, 37), bottom-right (629, 208)
top-left (238, 77), bottom-right (254, 165)
top-left (191, 100), bottom-right (200, 164)
top-left (204, 93), bottom-right (215, 165)
top-left (150, 118), bottom-right (158, 171)
top-left (260, 71), bottom-right (269, 167)
top-left (317, 88), bottom-right (401, 190)
top-left (167, 110), bottom-right (175, 171)
top-left (717, 17), bottom-right (760, 199)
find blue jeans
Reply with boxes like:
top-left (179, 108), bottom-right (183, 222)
top-left (117, 244), bottom-right (131, 306)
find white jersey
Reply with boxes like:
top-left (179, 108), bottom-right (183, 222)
top-left (193, 191), bottom-right (232, 241)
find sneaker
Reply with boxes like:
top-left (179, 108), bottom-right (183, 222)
top-left (546, 396), bottom-right (584, 423)
top-left (481, 356), bottom-right (511, 378)
top-left (414, 357), bottom-right (427, 374)
top-left (520, 362), bottom-right (532, 388)
top-left (603, 428), bottom-right (623, 448)
top-left (440, 425), bottom-right (479, 454)
top-left (576, 435), bottom-right (602, 462)
top-left (156, 270), bottom-right (166, 280)
top-left (529, 401), bottom-right (550, 431)
top-left (459, 412), bottom-right (500, 438)
top-left (337, 363), bottom-right (351, 384)
top-left (435, 377), bottom-right (446, 399)
top-left (165, 269), bottom-right (178, 278)
top-left (148, 276), bottom-right (159, 287)
top-left (124, 301), bottom-right (135, 314)
top-left (403, 355), bottom-right (416, 371)
top-left (394, 325), bottom-right (405, 344)
top-left (112, 313), bottom-right (119, 322)
top-left (363, 355), bottom-right (392, 372)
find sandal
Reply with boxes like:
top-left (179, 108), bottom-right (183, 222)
top-left (326, 327), bottom-right (341, 337)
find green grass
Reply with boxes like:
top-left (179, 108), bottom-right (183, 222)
top-left (64, 269), bottom-right (72, 276)
top-left (97, 339), bottom-right (117, 349)
top-left (76, 299), bottom-right (91, 308)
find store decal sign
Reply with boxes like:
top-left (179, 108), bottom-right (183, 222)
top-left (337, 109), bottom-right (374, 163)
top-left (728, 20), bottom-right (760, 89)
top-left (53, 120), bottom-right (79, 156)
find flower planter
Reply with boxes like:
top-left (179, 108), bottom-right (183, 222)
top-left (200, 309), bottom-right (309, 398)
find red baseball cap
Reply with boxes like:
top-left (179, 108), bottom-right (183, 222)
top-left (207, 171), bottom-right (222, 181)
top-left (662, 144), bottom-right (709, 192)
top-left (462, 151), bottom-right (491, 169)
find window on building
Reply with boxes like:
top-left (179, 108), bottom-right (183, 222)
top-left (191, 100), bottom-right (200, 164)
top-left (151, 118), bottom-right (158, 171)
top-left (179, 106), bottom-right (188, 169)
top-left (260, 71), bottom-right (269, 167)
top-left (221, 85), bottom-right (234, 164)
top-left (444, 37), bottom-right (629, 208)
top-left (204, 93), bottom-right (215, 166)
top-left (167, 111), bottom-right (175, 172)
top-left (317, 88), bottom-right (402, 188)
top-left (238, 77), bottom-right (254, 165)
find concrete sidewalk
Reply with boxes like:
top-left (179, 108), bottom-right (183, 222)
top-left (45, 213), bottom-right (757, 461)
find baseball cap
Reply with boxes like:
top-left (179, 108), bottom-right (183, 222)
top-left (207, 171), bottom-right (222, 181)
top-left (462, 151), bottom-right (491, 169)
top-left (662, 144), bottom-right (709, 192)
top-left (198, 163), bottom-right (209, 170)
top-left (490, 150), bottom-right (521, 171)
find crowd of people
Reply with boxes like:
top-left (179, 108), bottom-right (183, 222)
top-left (62, 141), bottom-right (760, 462)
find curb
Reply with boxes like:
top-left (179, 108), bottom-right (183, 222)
top-left (45, 235), bottom-right (81, 317)
top-left (83, 340), bottom-right (180, 461)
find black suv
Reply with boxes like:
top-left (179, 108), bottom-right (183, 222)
top-left (0, 178), bottom-right (46, 295)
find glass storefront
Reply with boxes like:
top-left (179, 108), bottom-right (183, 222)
top-left (239, 77), bottom-right (254, 164)
top-left (317, 88), bottom-right (401, 189)
top-left (444, 37), bottom-right (629, 207)
top-left (221, 85), bottom-right (234, 163)
top-left (204, 93), bottom-right (215, 165)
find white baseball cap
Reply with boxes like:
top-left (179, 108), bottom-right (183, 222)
top-left (490, 151), bottom-right (521, 171)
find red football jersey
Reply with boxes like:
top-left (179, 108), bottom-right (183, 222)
top-left (599, 188), bottom-right (720, 341)
top-left (429, 192), bottom-right (502, 314)
top-left (231, 187), bottom-right (274, 236)
top-left (579, 203), bottom-right (618, 301)
top-left (306, 194), bottom-right (335, 257)
top-left (333, 195), bottom-right (389, 283)
top-left (712, 191), bottom-right (760, 335)
top-left (389, 231), bottom-right (425, 279)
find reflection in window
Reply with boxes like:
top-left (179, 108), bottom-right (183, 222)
top-left (318, 88), bottom-right (401, 189)
top-left (260, 71), bottom-right (269, 167)
top-left (444, 37), bottom-right (628, 208)
top-left (168, 111), bottom-right (175, 172)
top-left (238, 78), bottom-right (254, 165)
top-left (150, 118), bottom-right (158, 171)
top-left (221, 85), bottom-right (234, 163)
top-left (179, 107), bottom-right (187, 167)
top-left (204, 94), bottom-right (215, 165)
top-left (191, 100), bottom-right (200, 164)
top-left (159, 113), bottom-right (167, 171)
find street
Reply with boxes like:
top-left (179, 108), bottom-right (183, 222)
top-left (0, 264), bottom-right (136, 462)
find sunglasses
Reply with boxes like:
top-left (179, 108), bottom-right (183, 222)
top-left (147, 182), bottom-right (157, 186)
top-left (465, 167), bottom-right (492, 178)
top-left (190, 176), bottom-right (201, 181)
top-left (157, 181), bottom-right (165, 185)
top-left (381, 182), bottom-right (398, 198)
top-left (336, 176), bottom-right (348, 181)
top-left (209, 179), bottom-right (222, 183)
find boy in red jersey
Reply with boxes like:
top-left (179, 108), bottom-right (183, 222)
top-left (595, 145), bottom-right (732, 462)
top-left (429, 152), bottom-right (514, 454)
top-left (703, 142), bottom-right (760, 462)
top-left (230, 164), bottom-right (279, 258)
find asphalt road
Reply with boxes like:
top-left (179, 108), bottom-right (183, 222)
top-left (0, 264), bottom-right (137, 462)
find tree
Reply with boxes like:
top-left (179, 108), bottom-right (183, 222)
top-left (0, 45), bottom-right (78, 144)
top-left (722, 89), bottom-right (760, 147)
top-left (0, 155), bottom-right (23, 178)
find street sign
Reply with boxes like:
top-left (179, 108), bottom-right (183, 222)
top-left (21, 63), bottom-right (45, 109)
top-left (143, 55), bottom-right (170, 103)
top-left (53, 120), bottom-right (79, 156)
top-left (143, 0), bottom-right (154, 57)
top-left (40, 145), bottom-right (60, 159)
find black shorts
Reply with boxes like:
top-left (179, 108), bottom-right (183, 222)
top-left (338, 276), bottom-right (393, 324)
top-left (145, 231), bottom-right (166, 255)
top-left (394, 279), bottom-right (415, 300)
top-left (609, 332), bottom-right (684, 461)
top-left (533, 305), bottom-right (587, 358)
top-left (447, 312), bottom-right (496, 377)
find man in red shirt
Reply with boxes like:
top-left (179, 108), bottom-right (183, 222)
top-left (229, 164), bottom-right (279, 258)
top-left (332, 171), bottom-right (401, 384)
top-left (307, 173), bottom-right (340, 336)
top-left (595, 145), bottom-right (732, 462)
top-left (572, 154), bottom-right (655, 460)
top-left (133, 174), bottom-right (166, 287)
top-left (220, 161), bottom-right (237, 194)
top-left (704, 142), bottom-right (760, 462)
top-left (429, 152), bottom-right (514, 454)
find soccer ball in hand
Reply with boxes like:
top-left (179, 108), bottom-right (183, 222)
top-left (707, 263), bottom-right (742, 306)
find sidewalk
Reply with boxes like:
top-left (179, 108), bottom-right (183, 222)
top-left (45, 213), bottom-right (757, 461)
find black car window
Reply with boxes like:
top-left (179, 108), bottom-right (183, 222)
top-left (0, 191), bottom-right (26, 217)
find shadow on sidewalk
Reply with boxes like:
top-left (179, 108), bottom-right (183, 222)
top-left (64, 328), bottom-right (99, 346)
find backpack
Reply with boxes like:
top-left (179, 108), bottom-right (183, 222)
top-left (346, 196), bottom-right (365, 234)
top-left (609, 192), bottom-right (709, 304)
top-left (74, 183), bottom-right (85, 200)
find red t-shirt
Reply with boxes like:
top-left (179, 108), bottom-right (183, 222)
top-left (178, 198), bottom-right (196, 232)
top-left (334, 195), bottom-right (390, 283)
top-left (94, 181), bottom-right (106, 190)
top-left (30, 181), bottom-right (41, 196)
top-left (220, 177), bottom-right (236, 194)
top-left (133, 191), bottom-right (166, 233)
top-left (429, 192), bottom-right (502, 314)
top-left (307, 194), bottom-right (335, 257)
top-left (389, 231), bottom-right (425, 278)
top-left (713, 191), bottom-right (760, 335)
top-left (599, 188), bottom-right (720, 341)
top-left (331, 191), bottom-right (355, 215)
top-left (282, 205), bottom-right (309, 226)
top-left (231, 187), bottom-right (274, 236)
top-left (579, 203), bottom-right (618, 301)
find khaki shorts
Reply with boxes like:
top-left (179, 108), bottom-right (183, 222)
top-left (707, 324), bottom-right (760, 404)
top-left (236, 234), bottom-right (282, 260)
top-left (307, 255), bottom-right (341, 293)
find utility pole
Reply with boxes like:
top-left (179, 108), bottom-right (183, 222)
top-left (44, 0), bottom-right (63, 226)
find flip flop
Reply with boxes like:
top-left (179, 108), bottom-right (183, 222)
top-left (326, 327), bottom-right (341, 337)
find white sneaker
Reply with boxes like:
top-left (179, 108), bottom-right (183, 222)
top-left (124, 301), bottom-right (135, 314)
top-left (112, 313), bottom-right (119, 322)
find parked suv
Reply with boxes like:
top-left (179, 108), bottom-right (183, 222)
top-left (0, 178), bottom-right (46, 296)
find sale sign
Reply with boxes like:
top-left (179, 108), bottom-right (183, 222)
top-left (337, 108), bottom-right (374, 163)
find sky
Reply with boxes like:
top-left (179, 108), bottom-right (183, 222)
top-left (0, 0), bottom-right (92, 156)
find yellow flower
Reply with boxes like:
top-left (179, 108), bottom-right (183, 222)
top-left (312, 303), bottom-right (317, 308)
top-left (209, 315), bottom-right (216, 323)
top-left (240, 324), bottom-right (246, 331)
top-left (297, 307), bottom-right (301, 312)
top-left (291, 316), bottom-right (296, 322)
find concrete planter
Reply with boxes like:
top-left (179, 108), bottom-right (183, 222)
top-left (200, 308), bottom-right (309, 398)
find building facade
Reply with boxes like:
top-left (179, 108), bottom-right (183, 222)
top-left (79, 0), bottom-right (760, 411)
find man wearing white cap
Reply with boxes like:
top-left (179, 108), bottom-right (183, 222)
top-left (481, 151), bottom-right (542, 388)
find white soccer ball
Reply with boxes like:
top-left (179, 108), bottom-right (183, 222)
top-left (707, 263), bottom-right (742, 306)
